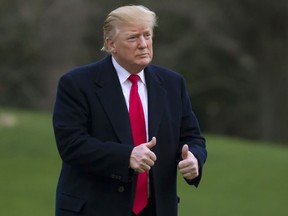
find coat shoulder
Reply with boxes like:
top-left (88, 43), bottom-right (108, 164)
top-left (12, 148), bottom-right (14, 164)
top-left (62, 56), bottom-right (111, 79)
top-left (148, 64), bottom-right (183, 78)
top-left (146, 64), bottom-right (185, 87)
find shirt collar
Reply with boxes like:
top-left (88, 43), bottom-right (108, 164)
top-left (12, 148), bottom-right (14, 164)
top-left (112, 57), bottom-right (146, 85)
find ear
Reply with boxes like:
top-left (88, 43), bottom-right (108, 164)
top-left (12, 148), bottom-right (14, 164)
top-left (105, 38), bottom-right (116, 53)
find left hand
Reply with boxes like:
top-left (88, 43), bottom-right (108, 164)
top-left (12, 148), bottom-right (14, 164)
top-left (178, 144), bottom-right (199, 180)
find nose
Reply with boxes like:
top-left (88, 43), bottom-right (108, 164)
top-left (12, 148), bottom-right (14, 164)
top-left (138, 35), bottom-right (148, 48)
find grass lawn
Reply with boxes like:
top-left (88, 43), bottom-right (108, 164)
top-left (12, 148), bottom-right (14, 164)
top-left (0, 108), bottom-right (288, 216)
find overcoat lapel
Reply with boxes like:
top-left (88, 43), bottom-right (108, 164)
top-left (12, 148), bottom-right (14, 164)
top-left (93, 57), bottom-right (133, 145)
top-left (145, 66), bottom-right (166, 140)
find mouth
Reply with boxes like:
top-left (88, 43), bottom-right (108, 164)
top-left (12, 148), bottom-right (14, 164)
top-left (137, 53), bottom-right (149, 58)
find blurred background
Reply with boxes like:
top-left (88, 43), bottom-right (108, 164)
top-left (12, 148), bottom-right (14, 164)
top-left (0, 0), bottom-right (287, 215)
top-left (1, 0), bottom-right (288, 143)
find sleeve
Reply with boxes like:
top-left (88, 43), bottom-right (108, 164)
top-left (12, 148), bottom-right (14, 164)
top-left (178, 76), bottom-right (207, 187)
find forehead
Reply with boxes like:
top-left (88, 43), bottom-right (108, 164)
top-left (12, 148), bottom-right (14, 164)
top-left (117, 22), bottom-right (153, 34)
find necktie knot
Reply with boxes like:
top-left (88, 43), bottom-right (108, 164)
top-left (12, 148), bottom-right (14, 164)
top-left (129, 74), bottom-right (140, 85)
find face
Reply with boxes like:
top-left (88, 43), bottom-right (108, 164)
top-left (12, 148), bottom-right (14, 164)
top-left (106, 22), bottom-right (153, 74)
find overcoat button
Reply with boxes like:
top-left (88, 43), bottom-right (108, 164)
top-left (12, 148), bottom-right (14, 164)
top-left (118, 186), bottom-right (125, 193)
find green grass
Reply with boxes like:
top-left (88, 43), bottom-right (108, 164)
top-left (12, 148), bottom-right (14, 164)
top-left (0, 108), bottom-right (59, 216)
top-left (0, 108), bottom-right (288, 216)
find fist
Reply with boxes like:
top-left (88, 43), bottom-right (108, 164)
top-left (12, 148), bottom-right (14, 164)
top-left (178, 144), bottom-right (199, 180)
top-left (130, 137), bottom-right (157, 173)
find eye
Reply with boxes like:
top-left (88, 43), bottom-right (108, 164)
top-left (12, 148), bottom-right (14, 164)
top-left (144, 33), bottom-right (152, 39)
top-left (127, 35), bottom-right (137, 41)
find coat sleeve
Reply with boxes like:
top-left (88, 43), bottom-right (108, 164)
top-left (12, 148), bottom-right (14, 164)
top-left (178, 76), bottom-right (207, 187)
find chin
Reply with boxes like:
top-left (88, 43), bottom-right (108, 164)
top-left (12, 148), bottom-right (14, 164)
top-left (138, 58), bottom-right (152, 66)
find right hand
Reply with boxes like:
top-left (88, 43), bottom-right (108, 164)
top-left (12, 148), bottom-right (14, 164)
top-left (129, 137), bottom-right (157, 173)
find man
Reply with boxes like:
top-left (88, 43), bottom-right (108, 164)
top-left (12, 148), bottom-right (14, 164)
top-left (53, 5), bottom-right (207, 216)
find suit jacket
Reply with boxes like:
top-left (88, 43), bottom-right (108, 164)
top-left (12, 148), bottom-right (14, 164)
top-left (53, 55), bottom-right (207, 216)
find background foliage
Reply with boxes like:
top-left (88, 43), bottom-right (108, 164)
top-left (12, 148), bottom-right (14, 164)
top-left (0, 0), bottom-right (287, 143)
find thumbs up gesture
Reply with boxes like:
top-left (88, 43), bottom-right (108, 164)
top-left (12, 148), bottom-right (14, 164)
top-left (130, 137), bottom-right (157, 173)
top-left (178, 144), bottom-right (199, 180)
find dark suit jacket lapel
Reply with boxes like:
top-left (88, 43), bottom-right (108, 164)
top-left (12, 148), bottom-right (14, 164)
top-left (145, 66), bottom-right (166, 140)
top-left (93, 56), bottom-right (133, 145)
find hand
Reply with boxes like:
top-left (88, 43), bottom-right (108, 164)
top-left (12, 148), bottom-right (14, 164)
top-left (130, 137), bottom-right (157, 173)
top-left (178, 144), bottom-right (199, 180)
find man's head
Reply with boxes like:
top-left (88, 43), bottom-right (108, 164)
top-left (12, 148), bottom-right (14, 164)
top-left (102, 5), bottom-right (157, 73)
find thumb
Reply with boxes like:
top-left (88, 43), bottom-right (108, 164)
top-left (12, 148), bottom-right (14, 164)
top-left (146, 137), bottom-right (156, 149)
top-left (182, 144), bottom-right (189, 160)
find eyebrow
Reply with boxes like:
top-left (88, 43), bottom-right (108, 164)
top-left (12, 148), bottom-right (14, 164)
top-left (125, 30), bottom-right (152, 36)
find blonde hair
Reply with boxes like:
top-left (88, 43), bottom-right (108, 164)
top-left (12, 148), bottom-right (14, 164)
top-left (101, 5), bottom-right (158, 52)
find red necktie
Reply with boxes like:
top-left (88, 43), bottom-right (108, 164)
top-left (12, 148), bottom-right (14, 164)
top-left (128, 74), bottom-right (148, 215)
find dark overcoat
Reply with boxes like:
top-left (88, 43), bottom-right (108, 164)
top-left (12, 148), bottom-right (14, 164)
top-left (53, 55), bottom-right (207, 216)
